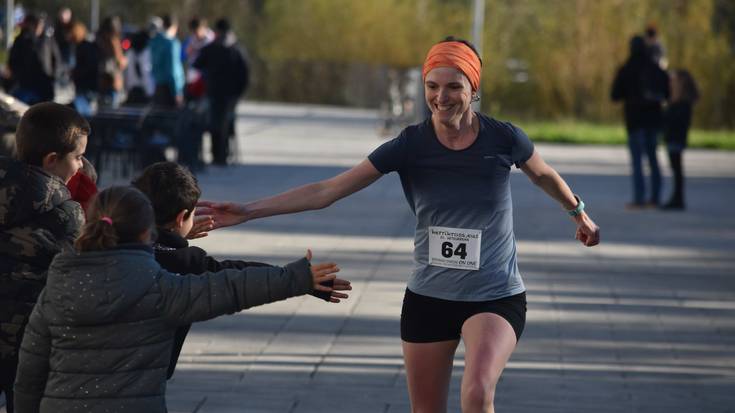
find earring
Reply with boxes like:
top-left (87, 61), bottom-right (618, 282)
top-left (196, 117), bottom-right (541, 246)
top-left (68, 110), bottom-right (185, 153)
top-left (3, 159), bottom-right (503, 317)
top-left (471, 93), bottom-right (480, 102)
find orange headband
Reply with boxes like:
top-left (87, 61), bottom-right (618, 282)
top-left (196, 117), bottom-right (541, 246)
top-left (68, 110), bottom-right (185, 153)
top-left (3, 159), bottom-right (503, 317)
top-left (422, 41), bottom-right (482, 91)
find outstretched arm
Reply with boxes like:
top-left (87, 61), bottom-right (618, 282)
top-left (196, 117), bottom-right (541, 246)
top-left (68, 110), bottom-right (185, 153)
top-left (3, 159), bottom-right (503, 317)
top-left (198, 159), bottom-right (383, 229)
top-left (520, 150), bottom-right (600, 246)
top-left (159, 252), bottom-right (342, 325)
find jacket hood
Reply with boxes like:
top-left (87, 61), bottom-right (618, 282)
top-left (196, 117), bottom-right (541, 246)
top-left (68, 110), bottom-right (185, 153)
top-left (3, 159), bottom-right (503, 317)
top-left (0, 156), bottom-right (73, 227)
top-left (44, 247), bottom-right (162, 325)
top-left (628, 35), bottom-right (648, 62)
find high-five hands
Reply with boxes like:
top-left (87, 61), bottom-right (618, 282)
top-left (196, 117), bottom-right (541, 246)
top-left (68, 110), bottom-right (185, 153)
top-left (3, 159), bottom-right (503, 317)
top-left (196, 201), bottom-right (248, 230)
top-left (306, 249), bottom-right (351, 303)
top-left (186, 215), bottom-right (215, 240)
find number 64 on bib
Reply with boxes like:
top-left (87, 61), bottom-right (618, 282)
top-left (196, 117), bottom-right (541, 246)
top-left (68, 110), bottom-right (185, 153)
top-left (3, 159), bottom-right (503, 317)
top-left (428, 226), bottom-right (482, 271)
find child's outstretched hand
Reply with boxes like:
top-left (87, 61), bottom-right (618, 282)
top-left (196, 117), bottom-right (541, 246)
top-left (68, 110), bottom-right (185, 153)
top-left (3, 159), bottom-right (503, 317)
top-left (306, 249), bottom-right (351, 303)
top-left (328, 278), bottom-right (352, 303)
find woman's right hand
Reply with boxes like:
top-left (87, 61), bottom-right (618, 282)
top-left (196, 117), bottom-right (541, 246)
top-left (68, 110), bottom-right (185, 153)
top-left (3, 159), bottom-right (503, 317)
top-left (186, 215), bottom-right (214, 240)
top-left (196, 201), bottom-right (248, 229)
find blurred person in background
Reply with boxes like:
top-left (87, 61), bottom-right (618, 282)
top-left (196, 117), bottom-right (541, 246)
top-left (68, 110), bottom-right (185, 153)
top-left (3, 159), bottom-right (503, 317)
top-left (644, 23), bottom-right (667, 69)
top-left (182, 17), bottom-right (213, 101)
top-left (96, 16), bottom-right (127, 108)
top-left (175, 17), bottom-right (214, 170)
top-left (124, 29), bottom-right (155, 105)
top-left (662, 69), bottom-right (699, 210)
top-left (69, 21), bottom-right (98, 115)
top-left (611, 35), bottom-right (670, 209)
top-left (149, 14), bottom-right (184, 108)
top-left (7, 14), bottom-right (61, 104)
top-left (193, 18), bottom-right (249, 166)
top-left (182, 17), bottom-right (214, 68)
top-left (53, 7), bottom-right (73, 80)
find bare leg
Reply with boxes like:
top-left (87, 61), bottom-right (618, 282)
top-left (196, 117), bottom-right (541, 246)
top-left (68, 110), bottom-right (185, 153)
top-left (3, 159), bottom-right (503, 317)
top-left (460, 313), bottom-right (517, 413)
top-left (402, 339), bottom-right (460, 413)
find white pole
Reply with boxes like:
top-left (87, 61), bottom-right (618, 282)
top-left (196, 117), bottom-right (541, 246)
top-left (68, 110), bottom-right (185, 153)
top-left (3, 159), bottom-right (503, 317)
top-left (471, 0), bottom-right (485, 111)
top-left (5, 0), bottom-right (13, 49)
top-left (90, 0), bottom-right (99, 33)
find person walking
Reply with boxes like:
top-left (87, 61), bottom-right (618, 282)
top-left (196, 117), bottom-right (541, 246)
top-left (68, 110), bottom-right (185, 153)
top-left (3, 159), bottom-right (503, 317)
top-left (193, 18), bottom-right (250, 166)
top-left (611, 35), bottom-right (670, 209)
top-left (197, 37), bottom-right (601, 412)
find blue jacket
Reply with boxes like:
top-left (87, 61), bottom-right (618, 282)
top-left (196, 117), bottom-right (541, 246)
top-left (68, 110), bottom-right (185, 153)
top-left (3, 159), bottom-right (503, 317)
top-left (148, 32), bottom-right (185, 97)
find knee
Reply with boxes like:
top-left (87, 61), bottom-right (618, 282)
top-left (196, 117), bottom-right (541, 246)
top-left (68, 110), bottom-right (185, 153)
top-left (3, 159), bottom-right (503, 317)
top-left (461, 379), bottom-right (496, 411)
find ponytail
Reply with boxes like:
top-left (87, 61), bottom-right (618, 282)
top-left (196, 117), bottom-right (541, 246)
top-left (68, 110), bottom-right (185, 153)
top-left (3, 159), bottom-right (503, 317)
top-left (75, 217), bottom-right (120, 251)
top-left (75, 186), bottom-right (155, 252)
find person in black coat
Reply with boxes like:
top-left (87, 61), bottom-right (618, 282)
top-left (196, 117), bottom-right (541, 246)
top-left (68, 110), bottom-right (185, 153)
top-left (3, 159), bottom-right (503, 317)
top-left (7, 14), bottom-right (62, 104)
top-left (611, 35), bottom-right (670, 208)
top-left (193, 18), bottom-right (249, 166)
top-left (662, 69), bottom-right (698, 210)
top-left (68, 21), bottom-right (99, 114)
top-left (131, 162), bottom-right (351, 378)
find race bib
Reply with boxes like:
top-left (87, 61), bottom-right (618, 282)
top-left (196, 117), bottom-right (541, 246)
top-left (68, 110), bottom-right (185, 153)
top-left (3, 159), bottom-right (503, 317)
top-left (428, 226), bottom-right (482, 270)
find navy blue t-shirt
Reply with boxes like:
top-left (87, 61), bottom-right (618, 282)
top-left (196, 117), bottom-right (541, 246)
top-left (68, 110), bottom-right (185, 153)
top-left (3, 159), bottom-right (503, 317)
top-left (368, 113), bottom-right (534, 301)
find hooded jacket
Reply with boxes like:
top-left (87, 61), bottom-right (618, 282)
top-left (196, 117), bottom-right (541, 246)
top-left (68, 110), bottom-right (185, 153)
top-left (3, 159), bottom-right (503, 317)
top-left (13, 246), bottom-right (313, 413)
top-left (0, 156), bottom-right (84, 361)
top-left (610, 36), bottom-right (670, 130)
top-left (7, 29), bottom-right (60, 101)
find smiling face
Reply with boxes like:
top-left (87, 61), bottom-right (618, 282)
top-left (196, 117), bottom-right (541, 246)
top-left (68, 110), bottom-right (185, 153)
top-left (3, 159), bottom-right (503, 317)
top-left (424, 67), bottom-right (474, 126)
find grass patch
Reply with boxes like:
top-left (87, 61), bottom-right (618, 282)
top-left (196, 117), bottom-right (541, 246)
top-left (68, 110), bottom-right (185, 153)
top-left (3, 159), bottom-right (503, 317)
top-left (517, 120), bottom-right (735, 150)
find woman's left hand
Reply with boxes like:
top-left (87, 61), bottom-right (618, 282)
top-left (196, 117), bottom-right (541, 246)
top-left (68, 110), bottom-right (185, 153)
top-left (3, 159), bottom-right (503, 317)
top-left (573, 213), bottom-right (600, 246)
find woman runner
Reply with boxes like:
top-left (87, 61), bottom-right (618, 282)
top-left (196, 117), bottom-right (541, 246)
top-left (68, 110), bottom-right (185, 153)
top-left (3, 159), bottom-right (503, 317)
top-left (199, 37), bottom-right (600, 412)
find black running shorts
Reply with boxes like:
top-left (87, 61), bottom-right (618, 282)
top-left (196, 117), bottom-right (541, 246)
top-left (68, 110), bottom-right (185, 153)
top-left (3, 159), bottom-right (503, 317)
top-left (400, 289), bottom-right (527, 343)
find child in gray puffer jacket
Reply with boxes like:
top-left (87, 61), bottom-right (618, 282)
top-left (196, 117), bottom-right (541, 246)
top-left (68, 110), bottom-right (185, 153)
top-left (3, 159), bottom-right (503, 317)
top-left (13, 186), bottom-right (343, 413)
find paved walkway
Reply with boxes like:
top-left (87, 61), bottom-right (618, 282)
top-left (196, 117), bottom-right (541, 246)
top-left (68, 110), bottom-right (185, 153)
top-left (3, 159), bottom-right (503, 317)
top-left (4, 103), bottom-right (735, 412)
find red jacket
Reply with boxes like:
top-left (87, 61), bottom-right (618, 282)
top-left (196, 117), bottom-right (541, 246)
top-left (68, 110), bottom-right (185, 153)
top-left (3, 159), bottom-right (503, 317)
top-left (66, 171), bottom-right (98, 212)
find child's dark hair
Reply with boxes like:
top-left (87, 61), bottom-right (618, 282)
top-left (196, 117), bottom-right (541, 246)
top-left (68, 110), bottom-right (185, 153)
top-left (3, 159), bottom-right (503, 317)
top-left (15, 102), bottom-right (91, 167)
top-left (441, 36), bottom-right (482, 66)
top-left (131, 162), bottom-right (201, 226)
top-left (75, 186), bottom-right (155, 251)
